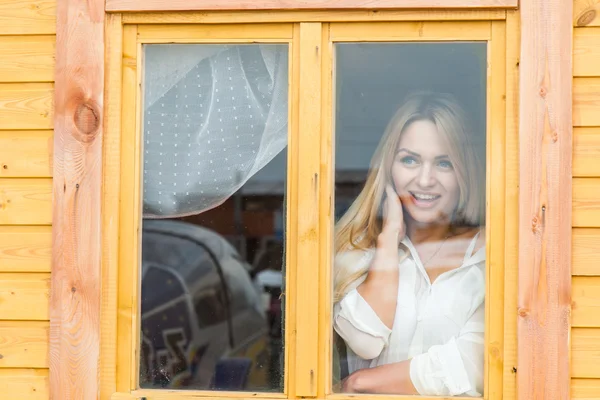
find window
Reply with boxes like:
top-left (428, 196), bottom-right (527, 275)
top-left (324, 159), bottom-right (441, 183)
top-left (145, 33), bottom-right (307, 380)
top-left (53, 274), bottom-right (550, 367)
top-left (106, 12), bottom-right (512, 400)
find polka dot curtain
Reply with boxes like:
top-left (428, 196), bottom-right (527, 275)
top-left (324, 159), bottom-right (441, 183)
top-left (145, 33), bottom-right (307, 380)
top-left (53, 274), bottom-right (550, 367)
top-left (142, 44), bottom-right (289, 217)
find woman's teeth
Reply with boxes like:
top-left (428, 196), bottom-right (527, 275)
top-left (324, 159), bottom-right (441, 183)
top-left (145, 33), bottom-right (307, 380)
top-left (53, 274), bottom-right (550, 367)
top-left (412, 193), bottom-right (440, 201)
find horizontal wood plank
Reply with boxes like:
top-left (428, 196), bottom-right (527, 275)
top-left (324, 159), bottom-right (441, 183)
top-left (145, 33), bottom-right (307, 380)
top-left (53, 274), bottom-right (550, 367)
top-left (574, 128), bottom-right (600, 177)
top-left (0, 131), bottom-right (53, 177)
top-left (0, 226), bottom-right (51, 272)
top-left (137, 23), bottom-right (293, 41)
top-left (574, 77), bottom-right (600, 127)
top-left (107, 0), bottom-right (518, 12)
top-left (0, 273), bottom-right (49, 320)
top-left (574, 228), bottom-right (600, 275)
top-left (572, 328), bottom-right (600, 378)
top-left (0, 0), bottom-right (55, 35)
top-left (123, 10), bottom-right (507, 24)
top-left (0, 369), bottom-right (49, 400)
top-left (572, 378), bottom-right (600, 399)
top-left (0, 36), bottom-right (55, 82)
top-left (573, 276), bottom-right (600, 327)
top-left (0, 83), bottom-right (53, 130)
top-left (0, 321), bottom-right (48, 368)
top-left (329, 20), bottom-right (491, 41)
top-left (574, 178), bottom-right (600, 227)
top-left (575, 0), bottom-right (600, 27)
top-left (574, 28), bottom-right (600, 76)
top-left (0, 178), bottom-right (51, 225)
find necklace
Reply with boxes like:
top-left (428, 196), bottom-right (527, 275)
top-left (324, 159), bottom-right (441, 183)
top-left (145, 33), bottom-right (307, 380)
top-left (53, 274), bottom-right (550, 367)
top-left (420, 235), bottom-right (450, 267)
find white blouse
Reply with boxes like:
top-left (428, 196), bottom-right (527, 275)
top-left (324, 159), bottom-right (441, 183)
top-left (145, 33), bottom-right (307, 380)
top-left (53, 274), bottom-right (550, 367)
top-left (333, 233), bottom-right (485, 397)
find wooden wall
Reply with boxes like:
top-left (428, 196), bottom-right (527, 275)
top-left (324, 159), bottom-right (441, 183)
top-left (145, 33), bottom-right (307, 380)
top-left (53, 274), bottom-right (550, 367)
top-left (0, 1), bottom-right (54, 399)
top-left (0, 0), bottom-right (598, 399)
top-left (573, 1), bottom-right (600, 398)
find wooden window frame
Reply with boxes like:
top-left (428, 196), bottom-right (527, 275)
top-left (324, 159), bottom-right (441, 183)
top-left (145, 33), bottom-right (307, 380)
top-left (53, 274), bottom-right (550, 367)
top-left (52, 1), bottom-right (574, 400)
top-left (105, 0), bottom-right (519, 13)
top-left (99, 12), bottom-right (516, 400)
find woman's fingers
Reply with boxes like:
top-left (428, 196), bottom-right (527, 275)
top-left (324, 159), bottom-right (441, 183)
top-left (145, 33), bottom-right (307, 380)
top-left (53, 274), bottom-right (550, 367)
top-left (383, 185), bottom-right (404, 236)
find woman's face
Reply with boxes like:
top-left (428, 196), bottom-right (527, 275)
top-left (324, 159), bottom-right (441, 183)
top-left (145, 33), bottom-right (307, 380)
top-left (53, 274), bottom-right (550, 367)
top-left (390, 119), bottom-right (461, 226)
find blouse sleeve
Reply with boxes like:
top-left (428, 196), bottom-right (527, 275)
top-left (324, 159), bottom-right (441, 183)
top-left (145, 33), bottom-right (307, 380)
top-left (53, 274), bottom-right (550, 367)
top-left (409, 301), bottom-right (485, 396)
top-left (334, 289), bottom-right (392, 360)
top-left (333, 249), bottom-right (391, 360)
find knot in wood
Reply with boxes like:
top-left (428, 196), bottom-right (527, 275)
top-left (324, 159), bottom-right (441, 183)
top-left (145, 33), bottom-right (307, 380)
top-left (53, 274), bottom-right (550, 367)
top-left (531, 216), bottom-right (539, 232)
top-left (518, 307), bottom-right (529, 317)
top-left (552, 130), bottom-right (558, 143)
top-left (74, 102), bottom-right (100, 141)
top-left (577, 9), bottom-right (597, 27)
top-left (539, 86), bottom-right (547, 98)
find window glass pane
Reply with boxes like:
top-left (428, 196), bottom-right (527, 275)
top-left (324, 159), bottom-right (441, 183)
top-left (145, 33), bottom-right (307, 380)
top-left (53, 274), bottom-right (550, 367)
top-left (139, 43), bottom-right (288, 392)
top-left (332, 42), bottom-right (487, 397)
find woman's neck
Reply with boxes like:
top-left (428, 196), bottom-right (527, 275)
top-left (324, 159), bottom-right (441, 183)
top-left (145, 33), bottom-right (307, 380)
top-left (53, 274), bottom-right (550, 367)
top-left (405, 219), bottom-right (452, 244)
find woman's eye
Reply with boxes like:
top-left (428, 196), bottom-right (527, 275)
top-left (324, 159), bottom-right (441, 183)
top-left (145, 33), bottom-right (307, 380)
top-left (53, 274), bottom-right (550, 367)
top-left (437, 160), bottom-right (454, 170)
top-left (400, 156), bottom-right (418, 166)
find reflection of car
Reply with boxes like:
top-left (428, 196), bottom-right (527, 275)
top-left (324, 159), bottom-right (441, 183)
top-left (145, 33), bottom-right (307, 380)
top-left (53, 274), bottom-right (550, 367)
top-left (139, 219), bottom-right (280, 391)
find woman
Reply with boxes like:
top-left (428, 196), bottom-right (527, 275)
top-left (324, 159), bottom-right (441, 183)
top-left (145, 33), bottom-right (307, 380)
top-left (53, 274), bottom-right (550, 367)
top-left (333, 91), bottom-right (486, 396)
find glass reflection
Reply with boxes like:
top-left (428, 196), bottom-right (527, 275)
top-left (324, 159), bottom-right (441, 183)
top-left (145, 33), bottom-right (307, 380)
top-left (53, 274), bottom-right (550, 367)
top-left (332, 43), bottom-right (487, 397)
top-left (139, 43), bottom-right (288, 392)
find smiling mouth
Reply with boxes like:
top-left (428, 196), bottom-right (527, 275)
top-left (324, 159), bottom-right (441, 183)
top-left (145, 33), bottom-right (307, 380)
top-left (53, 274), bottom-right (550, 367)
top-left (409, 191), bottom-right (441, 208)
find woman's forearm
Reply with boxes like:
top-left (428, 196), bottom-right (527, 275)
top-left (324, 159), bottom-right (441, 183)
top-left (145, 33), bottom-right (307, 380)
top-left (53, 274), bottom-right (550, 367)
top-left (343, 360), bottom-right (418, 395)
top-left (356, 233), bottom-right (399, 328)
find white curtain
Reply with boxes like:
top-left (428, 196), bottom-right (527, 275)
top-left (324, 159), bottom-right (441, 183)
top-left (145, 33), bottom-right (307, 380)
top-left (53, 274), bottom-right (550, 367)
top-left (142, 44), bottom-right (289, 217)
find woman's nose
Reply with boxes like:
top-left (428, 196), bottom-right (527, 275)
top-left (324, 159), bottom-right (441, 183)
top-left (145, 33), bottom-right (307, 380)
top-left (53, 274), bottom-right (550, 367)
top-left (417, 164), bottom-right (436, 188)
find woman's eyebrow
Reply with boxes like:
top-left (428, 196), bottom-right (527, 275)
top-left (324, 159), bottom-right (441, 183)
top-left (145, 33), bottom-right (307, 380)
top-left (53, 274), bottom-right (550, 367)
top-left (396, 148), bottom-right (420, 157)
top-left (434, 155), bottom-right (450, 160)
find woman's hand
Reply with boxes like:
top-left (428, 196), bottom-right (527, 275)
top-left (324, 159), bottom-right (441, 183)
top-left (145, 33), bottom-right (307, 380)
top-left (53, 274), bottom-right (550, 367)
top-left (371, 185), bottom-right (405, 271)
top-left (341, 362), bottom-right (419, 395)
top-left (355, 185), bottom-right (404, 329)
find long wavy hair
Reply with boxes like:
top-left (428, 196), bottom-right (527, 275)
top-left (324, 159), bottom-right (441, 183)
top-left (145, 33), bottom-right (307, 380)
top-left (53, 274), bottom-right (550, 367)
top-left (333, 91), bottom-right (485, 302)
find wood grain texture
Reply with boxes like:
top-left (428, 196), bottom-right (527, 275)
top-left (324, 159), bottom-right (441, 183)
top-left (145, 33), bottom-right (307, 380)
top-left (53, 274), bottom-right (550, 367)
top-left (574, 0), bottom-right (600, 26)
top-left (574, 28), bottom-right (600, 76)
top-left (574, 77), bottom-right (600, 127)
top-left (0, 273), bottom-right (50, 320)
top-left (122, 10), bottom-right (507, 24)
top-left (295, 22), bottom-right (321, 397)
top-left (0, 0), bottom-right (55, 35)
top-left (487, 20), bottom-right (507, 399)
top-left (572, 378), bottom-right (600, 399)
top-left (0, 36), bottom-right (55, 82)
top-left (573, 178), bottom-right (600, 227)
top-left (329, 20), bottom-right (491, 41)
top-left (137, 23), bottom-right (292, 40)
top-left (0, 369), bottom-right (49, 400)
top-left (0, 83), bottom-right (53, 130)
top-left (318, 22), bottom-right (332, 397)
top-left (0, 178), bottom-right (52, 225)
top-left (0, 226), bottom-right (51, 272)
top-left (517, 0), bottom-right (573, 399)
top-left (0, 130), bottom-right (53, 177)
top-left (573, 228), bottom-right (600, 275)
top-left (106, 0), bottom-right (518, 11)
top-left (573, 276), bottom-right (600, 327)
top-left (503, 10), bottom-right (519, 400)
top-left (574, 128), bottom-right (600, 177)
top-left (100, 13), bottom-right (122, 400)
top-left (572, 328), bottom-right (600, 378)
top-left (50, 0), bottom-right (104, 398)
top-left (0, 321), bottom-right (49, 368)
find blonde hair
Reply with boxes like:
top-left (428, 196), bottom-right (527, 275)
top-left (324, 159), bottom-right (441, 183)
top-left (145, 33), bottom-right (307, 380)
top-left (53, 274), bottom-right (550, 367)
top-left (333, 91), bottom-right (485, 302)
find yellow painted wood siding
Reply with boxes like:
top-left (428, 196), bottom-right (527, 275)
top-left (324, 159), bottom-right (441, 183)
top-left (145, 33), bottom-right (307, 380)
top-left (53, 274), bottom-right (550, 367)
top-left (573, 2), bottom-right (600, 396)
top-left (0, 1), bottom-right (54, 398)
